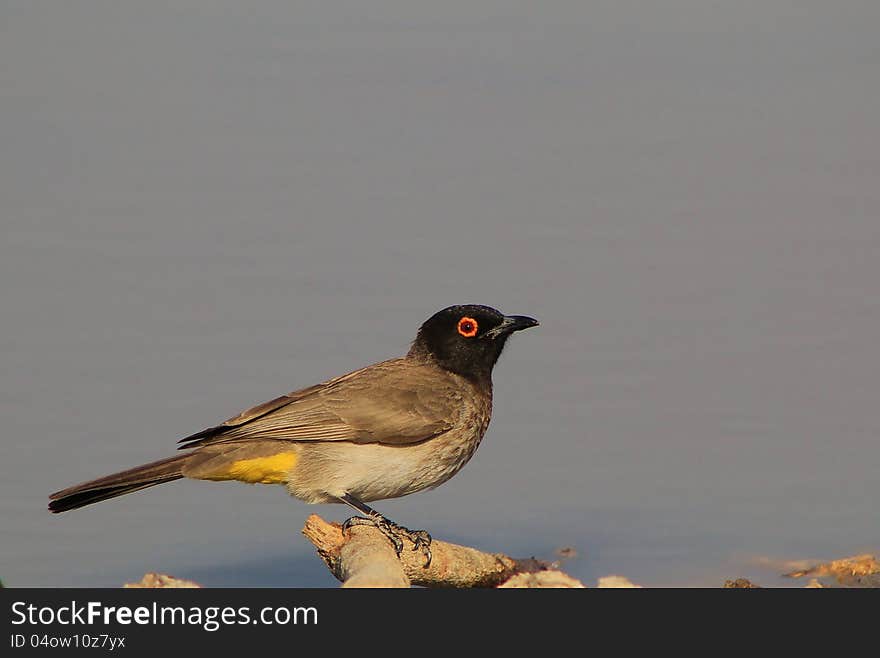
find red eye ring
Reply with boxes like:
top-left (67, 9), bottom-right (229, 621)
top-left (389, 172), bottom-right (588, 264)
top-left (457, 317), bottom-right (478, 338)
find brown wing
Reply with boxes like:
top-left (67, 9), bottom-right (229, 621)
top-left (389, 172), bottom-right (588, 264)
top-left (178, 358), bottom-right (463, 449)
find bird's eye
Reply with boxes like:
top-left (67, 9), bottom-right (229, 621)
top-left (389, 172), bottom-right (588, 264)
top-left (457, 317), bottom-right (478, 338)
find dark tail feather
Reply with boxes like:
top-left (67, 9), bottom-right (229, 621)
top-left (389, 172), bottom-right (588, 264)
top-left (48, 454), bottom-right (189, 513)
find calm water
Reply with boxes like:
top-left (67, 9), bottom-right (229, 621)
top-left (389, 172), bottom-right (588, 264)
top-left (2, 2), bottom-right (879, 587)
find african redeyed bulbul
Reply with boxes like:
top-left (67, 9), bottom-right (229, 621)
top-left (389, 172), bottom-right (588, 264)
top-left (49, 304), bottom-right (539, 566)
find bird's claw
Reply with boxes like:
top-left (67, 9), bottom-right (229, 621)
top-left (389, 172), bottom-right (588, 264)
top-left (342, 515), bottom-right (432, 568)
top-left (407, 529), bottom-right (433, 568)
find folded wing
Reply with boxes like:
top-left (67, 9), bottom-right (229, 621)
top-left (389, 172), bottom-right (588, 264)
top-left (178, 358), bottom-right (463, 449)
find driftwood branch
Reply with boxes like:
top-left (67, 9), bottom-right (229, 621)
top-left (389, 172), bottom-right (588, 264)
top-left (302, 514), bottom-right (581, 588)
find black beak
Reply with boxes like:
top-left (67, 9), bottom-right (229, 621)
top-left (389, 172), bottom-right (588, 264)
top-left (484, 315), bottom-right (540, 339)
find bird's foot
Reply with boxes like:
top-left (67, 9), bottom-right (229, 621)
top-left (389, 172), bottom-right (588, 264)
top-left (343, 515), bottom-right (433, 568)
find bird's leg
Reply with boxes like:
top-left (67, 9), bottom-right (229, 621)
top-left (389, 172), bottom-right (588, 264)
top-left (338, 493), bottom-right (433, 567)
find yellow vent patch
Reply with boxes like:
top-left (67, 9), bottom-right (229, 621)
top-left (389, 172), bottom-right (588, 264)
top-left (222, 452), bottom-right (298, 485)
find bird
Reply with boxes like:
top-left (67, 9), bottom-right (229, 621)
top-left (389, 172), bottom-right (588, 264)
top-left (48, 304), bottom-right (538, 566)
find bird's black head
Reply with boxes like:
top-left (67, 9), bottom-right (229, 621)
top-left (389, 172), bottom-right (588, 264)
top-left (408, 304), bottom-right (539, 382)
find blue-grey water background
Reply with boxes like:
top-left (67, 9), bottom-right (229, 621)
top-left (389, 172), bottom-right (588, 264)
top-left (2, 2), bottom-right (879, 587)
